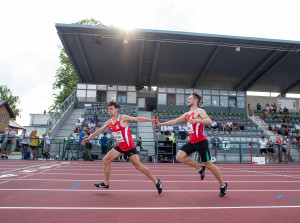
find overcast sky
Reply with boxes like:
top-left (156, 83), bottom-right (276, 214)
top-left (1, 0), bottom-right (299, 126)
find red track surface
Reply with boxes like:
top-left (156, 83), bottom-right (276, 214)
top-left (0, 160), bottom-right (300, 223)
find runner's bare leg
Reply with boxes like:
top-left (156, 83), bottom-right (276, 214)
top-left (102, 149), bottom-right (122, 185)
top-left (129, 154), bottom-right (158, 184)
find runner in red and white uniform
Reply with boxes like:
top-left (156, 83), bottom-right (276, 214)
top-left (82, 101), bottom-right (162, 194)
top-left (156, 92), bottom-right (227, 197)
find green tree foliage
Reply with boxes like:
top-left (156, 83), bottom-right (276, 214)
top-left (0, 85), bottom-right (20, 119)
top-left (49, 18), bottom-right (106, 114)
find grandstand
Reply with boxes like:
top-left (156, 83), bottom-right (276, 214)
top-left (42, 24), bottom-right (300, 163)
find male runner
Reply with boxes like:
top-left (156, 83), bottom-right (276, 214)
top-left (82, 101), bottom-right (162, 194)
top-left (156, 92), bottom-right (227, 197)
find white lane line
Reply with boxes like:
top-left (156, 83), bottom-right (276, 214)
top-left (1, 179), bottom-right (300, 183)
top-left (0, 189), bottom-right (300, 192)
top-left (0, 174), bottom-right (17, 178)
top-left (0, 205), bottom-right (300, 210)
top-left (0, 181), bottom-right (9, 185)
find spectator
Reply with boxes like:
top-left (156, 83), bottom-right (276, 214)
top-left (88, 120), bottom-right (96, 129)
top-left (295, 122), bottom-right (300, 133)
top-left (232, 121), bottom-right (240, 131)
top-left (267, 140), bottom-right (275, 163)
top-left (178, 124), bottom-right (187, 140)
top-left (258, 136), bottom-right (268, 163)
top-left (100, 133), bottom-right (109, 159)
top-left (160, 126), bottom-right (167, 135)
top-left (227, 120), bottom-right (233, 132)
top-left (75, 120), bottom-right (82, 131)
top-left (278, 107), bottom-right (283, 114)
top-left (199, 102), bottom-right (204, 108)
top-left (19, 129), bottom-right (30, 160)
top-left (166, 126), bottom-right (174, 136)
top-left (136, 137), bottom-right (143, 155)
top-left (266, 104), bottom-right (270, 112)
top-left (90, 115), bottom-right (96, 124)
top-left (167, 134), bottom-right (175, 143)
top-left (169, 129), bottom-right (175, 138)
top-left (221, 121), bottom-right (227, 133)
top-left (1, 126), bottom-right (15, 159)
top-left (30, 130), bottom-right (40, 160)
top-left (256, 103), bottom-right (261, 111)
top-left (281, 136), bottom-right (291, 163)
top-left (210, 133), bottom-right (221, 157)
top-left (79, 130), bottom-right (87, 158)
top-left (86, 128), bottom-right (95, 160)
top-left (44, 131), bottom-right (52, 160)
top-left (283, 107), bottom-right (289, 115)
top-left (274, 135), bottom-right (282, 163)
top-left (211, 120), bottom-right (219, 132)
top-left (79, 114), bottom-right (85, 124)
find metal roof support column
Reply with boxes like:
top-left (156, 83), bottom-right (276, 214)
top-left (193, 45), bottom-right (221, 88)
top-left (74, 33), bottom-right (94, 83)
top-left (57, 31), bottom-right (82, 82)
top-left (243, 51), bottom-right (292, 91)
top-left (149, 41), bottom-right (161, 86)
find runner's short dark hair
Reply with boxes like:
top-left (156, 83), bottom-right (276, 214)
top-left (107, 101), bottom-right (120, 109)
top-left (192, 92), bottom-right (202, 106)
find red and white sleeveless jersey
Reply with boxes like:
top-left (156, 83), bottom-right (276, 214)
top-left (186, 108), bottom-right (207, 144)
top-left (109, 115), bottom-right (135, 151)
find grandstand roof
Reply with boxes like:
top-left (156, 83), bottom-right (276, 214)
top-left (56, 24), bottom-right (300, 94)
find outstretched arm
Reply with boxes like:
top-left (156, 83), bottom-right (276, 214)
top-left (81, 121), bottom-right (109, 145)
top-left (156, 113), bottom-right (187, 126)
top-left (123, 115), bottom-right (155, 123)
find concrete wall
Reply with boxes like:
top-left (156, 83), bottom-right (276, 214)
top-left (247, 96), bottom-right (300, 113)
top-left (30, 114), bottom-right (50, 125)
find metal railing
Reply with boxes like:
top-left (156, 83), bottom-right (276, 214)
top-left (46, 90), bottom-right (76, 132)
top-left (3, 137), bottom-right (299, 164)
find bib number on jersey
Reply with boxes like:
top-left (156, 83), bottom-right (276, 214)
top-left (187, 122), bottom-right (194, 134)
top-left (112, 131), bottom-right (124, 143)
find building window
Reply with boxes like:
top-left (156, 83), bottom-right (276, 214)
top-left (107, 91), bottom-right (117, 102)
top-left (127, 92), bottom-right (137, 103)
top-left (118, 92), bottom-right (127, 103)
top-left (176, 94), bottom-right (184, 106)
top-left (220, 96), bottom-right (228, 107)
top-left (237, 97), bottom-right (245, 108)
top-left (1, 114), bottom-right (6, 122)
top-left (86, 90), bottom-right (97, 102)
top-left (212, 96), bottom-right (220, 107)
top-left (158, 93), bottom-right (167, 105)
top-left (76, 90), bottom-right (86, 101)
top-left (203, 95), bottom-right (211, 107)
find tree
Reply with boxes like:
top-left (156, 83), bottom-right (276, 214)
top-left (49, 18), bottom-right (106, 114)
top-left (0, 85), bottom-right (20, 119)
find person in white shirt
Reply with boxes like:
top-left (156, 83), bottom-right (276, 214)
top-left (19, 129), bottom-right (30, 159)
top-left (88, 120), bottom-right (96, 129)
top-left (79, 115), bottom-right (85, 124)
top-left (179, 124), bottom-right (187, 140)
top-left (161, 126), bottom-right (168, 135)
top-left (75, 120), bottom-right (82, 132)
top-left (211, 120), bottom-right (218, 132)
top-left (258, 136), bottom-right (268, 163)
top-left (227, 120), bottom-right (233, 131)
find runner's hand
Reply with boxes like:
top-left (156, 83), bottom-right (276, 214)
top-left (81, 138), bottom-right (89, 145)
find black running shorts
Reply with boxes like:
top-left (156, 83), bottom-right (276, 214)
top-left (260, 149), bottom-right (267, 154)
top-left (114, 147), bottom-right (138, 157)
top-left (180, 140), bottom-right (211, 162)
